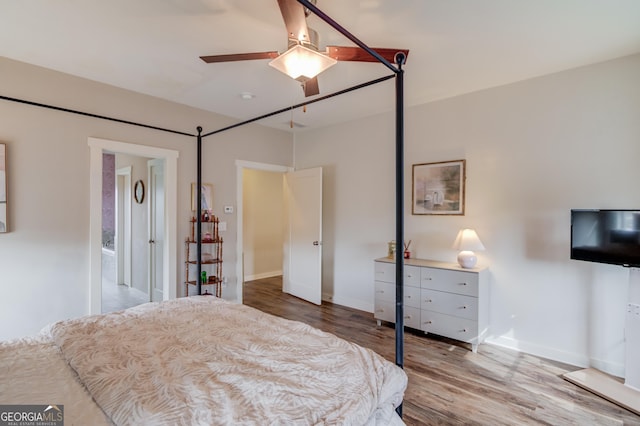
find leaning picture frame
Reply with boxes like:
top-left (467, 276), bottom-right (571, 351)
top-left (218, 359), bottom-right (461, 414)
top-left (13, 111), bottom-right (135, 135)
top-left (0, 143), bottom-right (6, 232)
top-left (412, 159), bottom-right (465, 215)
top-left (191, 183), bottom-right (213, 212)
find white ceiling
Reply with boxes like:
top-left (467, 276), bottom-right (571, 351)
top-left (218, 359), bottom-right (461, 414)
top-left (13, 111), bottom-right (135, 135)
top-left (2, 0), bottom-right (640, 132)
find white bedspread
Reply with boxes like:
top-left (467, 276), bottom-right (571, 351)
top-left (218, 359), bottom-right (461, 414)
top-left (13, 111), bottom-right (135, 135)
top-left (0, 336), bottom-right (112, 425)
top-left (44, 296), bottom-right (407, 425)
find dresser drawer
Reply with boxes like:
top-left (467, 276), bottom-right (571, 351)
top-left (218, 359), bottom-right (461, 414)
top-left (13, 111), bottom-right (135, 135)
top-left (374, 300), bottom-right (395, 324)
top-left (420, 267), bottom-right (479, 297)
top-left (421, 289), bottom-right (478, 320)
top-left (374, 281), bottom-right (395, 303)
top-left (404, 265), bottom-right (421, 287)
top-left (404, 284), bottom-right (421, 309)
top-left (421, 310), bottom-right (478, 343)
top-left (374, 261), bottom-right (395, 283)
top-left (374, 262), bottom-right (421, 288)
top-left (374, 301), bottom-right (421, 329)
top-left (376, 281), bottom-right (421, 308)
top-left (403, 306), bottom-right (421, 329)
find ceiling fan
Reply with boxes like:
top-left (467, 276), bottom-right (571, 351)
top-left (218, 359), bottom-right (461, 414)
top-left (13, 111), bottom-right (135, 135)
top-left (200, 0), bottom-right (409, 97)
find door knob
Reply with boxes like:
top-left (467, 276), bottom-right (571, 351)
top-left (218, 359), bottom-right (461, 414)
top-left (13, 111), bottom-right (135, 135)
top-left (149, 239), bottom-right (155, 244)
top-left (313, 241), bottom-right (320, 246)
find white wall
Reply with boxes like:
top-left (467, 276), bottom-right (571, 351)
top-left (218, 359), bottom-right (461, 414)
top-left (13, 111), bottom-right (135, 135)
top-left (0, 57), bottom-right (293, 340)
top-left (294, 53), bottom-right (640, 377)
top-left (242, 169), bottom-right (284, 281)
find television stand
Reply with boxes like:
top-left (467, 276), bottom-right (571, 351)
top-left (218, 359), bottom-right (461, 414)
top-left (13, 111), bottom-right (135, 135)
top-left (563, 267), bottom-right (640, 415)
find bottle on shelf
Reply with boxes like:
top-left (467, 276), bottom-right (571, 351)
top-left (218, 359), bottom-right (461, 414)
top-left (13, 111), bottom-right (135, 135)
top-left (185, 214), bottom-right (223, 297)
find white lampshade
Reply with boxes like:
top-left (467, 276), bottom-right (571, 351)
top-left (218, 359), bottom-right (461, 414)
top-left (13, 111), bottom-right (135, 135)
top-left (452, 229), bottom-right (485, 269)
top-left (269, 44), bottom-right (337, 81)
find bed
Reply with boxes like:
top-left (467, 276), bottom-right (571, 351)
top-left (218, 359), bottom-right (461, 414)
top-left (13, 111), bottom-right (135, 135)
top-left (0, 296), bottom-right (407, 425)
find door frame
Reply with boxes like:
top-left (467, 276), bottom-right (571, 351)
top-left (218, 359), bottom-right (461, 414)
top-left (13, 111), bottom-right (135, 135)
top-left (89, 137), bottom-right (179, 314)
top-left (235, 160), bottom-right (292, 304)
top-left (147, 158), bottom-right (165, 302)
top-left (116, 166), bottom-right (132, 287)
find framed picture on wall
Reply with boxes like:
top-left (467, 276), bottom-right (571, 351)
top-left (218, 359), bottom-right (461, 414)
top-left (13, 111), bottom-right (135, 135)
top-left (191, 183), bottom-right (213, 212)
top-left (412, 159), bottom-right (466, 215)
top-left (0, 143), bottom-right (6, 233)
top-left (134, 180), bottom-right (145, 204)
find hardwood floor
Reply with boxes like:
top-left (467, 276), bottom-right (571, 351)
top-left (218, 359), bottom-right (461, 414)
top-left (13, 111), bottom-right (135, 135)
top-left (243, 276), bottom-right (640, 425)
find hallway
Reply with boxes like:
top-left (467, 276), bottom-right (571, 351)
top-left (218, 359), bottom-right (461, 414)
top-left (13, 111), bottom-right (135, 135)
top-left (101, 248), bottom-right (148, 313)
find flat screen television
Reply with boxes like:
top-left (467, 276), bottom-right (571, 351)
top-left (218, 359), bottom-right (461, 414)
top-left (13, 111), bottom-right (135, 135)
top-left (571, 209), bottom-right (640, 267)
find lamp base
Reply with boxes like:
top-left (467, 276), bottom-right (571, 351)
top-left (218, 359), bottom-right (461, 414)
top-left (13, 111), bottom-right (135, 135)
top-left (457, 251), bottom-right (478, 269)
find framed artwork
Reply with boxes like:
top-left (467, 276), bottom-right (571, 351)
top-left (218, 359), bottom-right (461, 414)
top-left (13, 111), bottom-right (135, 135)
top-left (412, 159), bottom-right (465, 215)
top-left (191, 183), bottom-right (213, 212)
top-left (134, 180), bottom-right (145, 204)
top-left (0, 143), bottom-right (6, 232)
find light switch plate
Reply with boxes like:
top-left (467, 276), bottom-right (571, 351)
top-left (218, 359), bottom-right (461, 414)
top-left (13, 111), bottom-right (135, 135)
top-left (218, 221), bottom-right (227, 232)
top-left (224, 206), bottom-right (234, 214)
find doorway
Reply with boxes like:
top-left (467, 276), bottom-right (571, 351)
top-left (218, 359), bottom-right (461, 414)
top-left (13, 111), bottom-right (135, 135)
top-left (236, 160), bottom-right (323, 306)
top-left (89, 137), bottom-right (179, 315)
top-left (100, 156), bottom-right (148, 313)
top-left (242, 168), bottom-right (285, 282)
top-left (236, 160), bottom-right (291, 304)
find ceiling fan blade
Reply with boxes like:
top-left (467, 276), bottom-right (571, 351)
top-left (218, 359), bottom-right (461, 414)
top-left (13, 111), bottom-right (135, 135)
top-left (302, 77), bottom-right (320, 97)
top-left (326, 46), bottom-right (410, 64)
top-left (277, 0), bottom-right (310, 43)
top-left (200, 52), bottom-right (279, 63)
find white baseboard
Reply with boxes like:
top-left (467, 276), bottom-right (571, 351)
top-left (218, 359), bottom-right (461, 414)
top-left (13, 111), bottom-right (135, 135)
top-left (589, 357), bottom-right (626, 379)
top-left (485, 335), bottom-right (625, 378)
top-left (244, 271), bottom-right (282, 282)
top-left (322, 292), bottom-right (373, 313)
top-left (487, 335), bottom-right (590, 368)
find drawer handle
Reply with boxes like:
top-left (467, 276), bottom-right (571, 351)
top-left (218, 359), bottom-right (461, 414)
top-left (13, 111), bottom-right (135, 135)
top-left (460, 305), bottom-right (467, 310)
top-left (424, 277), bottom-right (432, 281)
top-left (460, 328), bottom-right (468, 333)
top-left (406, 295), bottom-right (412, 299)
top-left (376, 290), bottom-right (384, 294)
top-left (376, 309), bottom-right (384, 313)
top-left (424, 320), bottom-right (432, 325)
top-left (404, 315), bottom-right (412, 319)
top-left (407, 274), bottom-right (413, 278)
top-left (425, 299), bottom-right (432, 303)
top-left (459, 282), bottom-right (468, 286)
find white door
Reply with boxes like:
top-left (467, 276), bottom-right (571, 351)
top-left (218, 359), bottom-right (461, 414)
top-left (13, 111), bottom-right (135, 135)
top-left (148, 159), bottom-right (164, 302)
top-left (283, 167), bottom-right (322, 305)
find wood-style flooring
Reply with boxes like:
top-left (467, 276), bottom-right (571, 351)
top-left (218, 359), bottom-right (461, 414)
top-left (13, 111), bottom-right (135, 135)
top-left (243, 276), bottom-right (640, 425)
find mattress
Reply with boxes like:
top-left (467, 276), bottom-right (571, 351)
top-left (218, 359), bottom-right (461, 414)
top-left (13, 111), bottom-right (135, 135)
top-left (0, 296), bottom-right (407, 425)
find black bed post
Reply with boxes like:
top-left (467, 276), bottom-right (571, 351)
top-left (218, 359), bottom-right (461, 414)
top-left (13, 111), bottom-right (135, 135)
top-left (294, 2), bottom-right (407, 416)
top-left (196, 126), bottom-right (203, 296)
top-left (394, 52), bottom-right (406, 417)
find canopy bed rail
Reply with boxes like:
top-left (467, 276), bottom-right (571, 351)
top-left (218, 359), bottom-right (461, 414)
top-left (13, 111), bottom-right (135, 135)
top-left (201, 74), bottom-right (395, 138)
top-left (0, 94), bottom-right (196, 137)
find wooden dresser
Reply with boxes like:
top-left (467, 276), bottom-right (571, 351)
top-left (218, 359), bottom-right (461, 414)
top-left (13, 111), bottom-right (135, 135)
top-left (374, 257), bottom-right (489, 352)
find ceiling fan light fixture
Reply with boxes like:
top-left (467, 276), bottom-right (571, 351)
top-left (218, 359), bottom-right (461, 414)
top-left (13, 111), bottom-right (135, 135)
top-left (269, 44), bottom-right (337, 81)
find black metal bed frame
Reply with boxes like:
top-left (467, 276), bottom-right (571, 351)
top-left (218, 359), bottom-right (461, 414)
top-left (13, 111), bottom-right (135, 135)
top-left (1, 0), bottom-right (407, 416)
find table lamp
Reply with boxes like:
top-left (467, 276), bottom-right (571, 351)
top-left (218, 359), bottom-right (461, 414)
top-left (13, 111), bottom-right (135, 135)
top-left (452, 228), bottom-right (485, 268)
